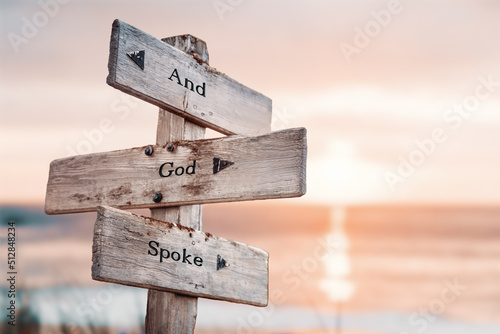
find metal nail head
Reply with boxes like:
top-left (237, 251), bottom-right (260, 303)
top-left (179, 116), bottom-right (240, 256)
top-left (153, 193), bottom-right (163, 203)
top-left (166, 142), bottom-right (175, 152)
top-left (145, 146), bottom-right (154, 156)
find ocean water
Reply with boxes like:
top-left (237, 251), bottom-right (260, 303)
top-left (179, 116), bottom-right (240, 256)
top-left (0, 285), bottom-right (147, 333)
top-left (1, 204), bottom-right (499, 333)
top-left (2, 286), bottom-right (500, 333)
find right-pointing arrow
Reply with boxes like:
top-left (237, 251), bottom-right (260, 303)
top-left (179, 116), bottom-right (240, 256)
top-left (217, 254), bottom-right (229, 270)
top-left (213, 157), bottom-right (234, 174)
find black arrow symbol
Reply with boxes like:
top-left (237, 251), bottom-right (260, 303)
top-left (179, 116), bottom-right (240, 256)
top-left (127, 50), bottom-right (145, 70)
top-left (217, 254), bottom-right (229, 270)
top-left (213, 157), bottom-right (234, 174)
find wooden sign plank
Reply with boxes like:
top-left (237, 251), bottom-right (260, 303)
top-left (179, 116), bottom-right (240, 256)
top-left (45, 128), bottom-right (307, 214)
top-left (92, 206), bottom-right (268, 307)
top-left (107, 19), bottom-right (272, 136)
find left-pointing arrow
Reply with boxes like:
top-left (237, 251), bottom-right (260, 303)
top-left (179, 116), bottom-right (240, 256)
top-left (127, 50), bottom-right (145, 70)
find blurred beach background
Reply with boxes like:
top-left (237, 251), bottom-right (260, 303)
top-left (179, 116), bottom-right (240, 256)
top-left (1, 0), bottom-right (500, 333)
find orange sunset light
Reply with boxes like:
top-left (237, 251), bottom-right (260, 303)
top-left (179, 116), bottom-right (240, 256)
top-left (1, 1), bottom-right (500, 333)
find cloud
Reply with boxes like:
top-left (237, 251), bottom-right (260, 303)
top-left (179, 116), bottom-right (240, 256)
top-left (1, 0), bottom-right (499, 204)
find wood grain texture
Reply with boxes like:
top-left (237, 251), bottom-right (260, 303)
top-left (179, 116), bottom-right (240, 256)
top-left (146, 34), bottom-right (208, 333)
top-left (92, 206), bottom-right (269, 307)
top-left (146, 111), bottom-right (203, 333)
top-left (45, 128), bottom-right (307, 214)
top-left (162, 34), bottom-right (209, 65)
top-left (145, 290), bottom-right (197, 334)
top-left (107, 19), bottom-right (272, 136)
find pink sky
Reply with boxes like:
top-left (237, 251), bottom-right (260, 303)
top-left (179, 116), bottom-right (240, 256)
top-left (1, 0), bottom-right (500, 205)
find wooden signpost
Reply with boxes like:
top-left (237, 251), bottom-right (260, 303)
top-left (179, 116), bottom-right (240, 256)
top-left (45, 128), bottom-right (306, 214)
top-left (92, 206), bottom-right (268, 306)
top-left (45, 19), bottom-right (307, 333)
top-left (107, 20), bottom-right (271, 136)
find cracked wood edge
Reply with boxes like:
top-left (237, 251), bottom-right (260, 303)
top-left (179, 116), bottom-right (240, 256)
top-left (45, 128), bottom-right (307, 214)
top-left (91, 206), bottom-right (269, 307)
top-left (107, 19), bottom-right (271, 136)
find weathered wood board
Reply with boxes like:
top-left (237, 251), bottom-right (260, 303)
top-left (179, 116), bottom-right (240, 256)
top-left (92, 206), bottom-right (269, 307)
top-left (45, 128), bottom-right (307, 214)
top-left (107, 19), bottom-right (272, 136)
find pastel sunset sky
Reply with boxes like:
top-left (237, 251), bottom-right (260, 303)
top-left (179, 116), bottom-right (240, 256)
top-left (1, 0), bottom-right (500, 205)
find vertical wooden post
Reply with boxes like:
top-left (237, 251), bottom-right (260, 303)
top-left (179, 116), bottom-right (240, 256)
top-left (145, 35), bottom-right (208, 334)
